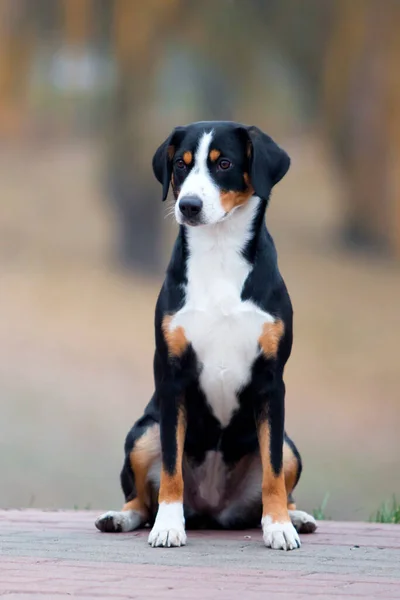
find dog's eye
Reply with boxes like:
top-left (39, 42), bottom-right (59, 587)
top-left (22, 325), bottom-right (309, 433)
top-left (218, 159), bottom-right (232, 171)
top-left (175, 159), bottom-right (186, 170)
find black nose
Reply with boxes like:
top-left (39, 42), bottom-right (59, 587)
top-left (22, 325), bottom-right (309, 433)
top-left (179, 195), bottom-right (203, 219)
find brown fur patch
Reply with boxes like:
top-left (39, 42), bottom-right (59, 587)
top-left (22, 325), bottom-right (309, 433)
top-left (167, 145), bottom-right (175, 160)
top-left (287, 502), bottom-right (297, 510)
top-left (158, 408), bottom-right (186, 504)
top-left (209, 149), bottom-right (220, 162)
top-left (183, 151), bottom-right (192, 165)
top-left (162, 315), bottom-right (188, 357)
top-left (246, 141), bottom-right (252, 158)
top-left (258, 320), bottom-right (285, 358)
top-left (258, 420), bottom-right (290, 523)
top-left (122, 498), bottom-right (143, 513)
top-left (283, 439), bottom-right (300, 499)
top-left (171, 174), bottom-right (180, 199)
top-left (220, 171), bottom-right (254, 213)
top-left (128, 423), bottom-right (160, 516)
top-left (220, 187), bottom-right (254, 213)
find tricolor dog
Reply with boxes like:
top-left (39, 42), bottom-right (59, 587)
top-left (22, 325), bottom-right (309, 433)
top-left (95, 121), bottom-right (316, 550)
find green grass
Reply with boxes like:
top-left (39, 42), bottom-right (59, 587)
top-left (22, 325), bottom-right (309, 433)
top-left (313, 492), bottom-right (330, 520)
top-left (371, 496), bottom-right (400, 524)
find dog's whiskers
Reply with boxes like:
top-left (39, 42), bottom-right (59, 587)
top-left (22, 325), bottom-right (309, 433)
top-left (164, 202), bottom-right (176, 220)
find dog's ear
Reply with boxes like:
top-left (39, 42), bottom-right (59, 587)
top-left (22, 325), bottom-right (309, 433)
top-left (237, 126), bottom-right (290, 200)
top-left (152, 127), bottom-right (186, 201)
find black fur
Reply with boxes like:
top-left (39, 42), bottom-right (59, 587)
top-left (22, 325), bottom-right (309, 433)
top-left (119, 121), bottom-right (302, 528)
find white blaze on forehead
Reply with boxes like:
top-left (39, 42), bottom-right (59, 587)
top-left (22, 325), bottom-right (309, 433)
top-left (193, 130), bottom-right (214, 173)
top-left (176, 130), bottom-right (225, 225)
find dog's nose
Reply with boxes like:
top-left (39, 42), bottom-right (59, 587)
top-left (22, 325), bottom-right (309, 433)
top-left (179, 196), bottom-right (203, 219)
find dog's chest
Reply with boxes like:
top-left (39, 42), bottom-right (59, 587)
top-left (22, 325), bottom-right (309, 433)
top-left (170, 230), bottom-right (274, 427)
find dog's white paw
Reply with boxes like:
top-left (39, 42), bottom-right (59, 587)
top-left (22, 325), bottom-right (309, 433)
top-left (95, 510), bottom-right (142, 533)
top-left (289, 509), bottom-right (317, 534)
top-left (148, 502), bottom-right (186, 548)
top-left (262, 516), bottom-right (301, 550)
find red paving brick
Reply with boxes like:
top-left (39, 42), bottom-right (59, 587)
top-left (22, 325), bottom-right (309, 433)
top-left (0, 510), bottom-right (400, 599)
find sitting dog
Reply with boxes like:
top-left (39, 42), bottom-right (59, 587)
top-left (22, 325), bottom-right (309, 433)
top-left (95, 121), bottom-right (317, 550)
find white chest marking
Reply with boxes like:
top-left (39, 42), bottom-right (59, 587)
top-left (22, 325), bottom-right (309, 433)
top-left (169, 196), bottom-right (275, 427)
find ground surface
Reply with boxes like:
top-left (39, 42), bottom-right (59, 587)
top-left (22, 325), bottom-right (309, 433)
top-left (1, 510), bottom-right (400, 599)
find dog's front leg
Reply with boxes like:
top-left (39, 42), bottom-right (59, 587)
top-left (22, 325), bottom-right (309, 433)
top-left (148, 395), bottom-right (186, 548)
top-left (256, 377), bottom-right (301, 551)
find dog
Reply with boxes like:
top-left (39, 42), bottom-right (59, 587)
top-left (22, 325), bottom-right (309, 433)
top-left (95, 121), bottom-right (317, 550)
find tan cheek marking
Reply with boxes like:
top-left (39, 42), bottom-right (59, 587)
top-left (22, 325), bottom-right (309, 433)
top-left (171, 174), bottom-right (179, 199)
top-left (158, 408), bottom-right (186, 504)
top-left (167, 145), bottom-right (175, 160)
top-left (209, 149), bottom-right (221, 162)
top-left (162, 315), bottom-right (188, 357)
top-left (220, 172), bottom-right (254, 213)
top-left (183, 151), bottom-right (192, 165)
top-left (220, 188), bottom-right (253, 213)
top-left (129, 423), bottom-right (160, 515)
top-left (258, 420), bottom-right (290, 522)
top-left (258, 320), bottom-right (285, 358)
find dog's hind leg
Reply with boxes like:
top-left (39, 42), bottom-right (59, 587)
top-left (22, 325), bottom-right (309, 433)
top-left (95, 418), bottom-right (160, 533)
top-left (283, 435), bottom-right (317, 534)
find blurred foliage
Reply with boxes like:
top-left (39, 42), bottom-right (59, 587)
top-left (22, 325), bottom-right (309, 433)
top-left (1, 0), bottom-right (400, 270)
top-left (371, 496), bottom-right (400, 524)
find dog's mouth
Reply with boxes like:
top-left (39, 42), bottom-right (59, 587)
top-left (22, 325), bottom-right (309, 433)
top-left (178, 215), bottom-right (205, 227)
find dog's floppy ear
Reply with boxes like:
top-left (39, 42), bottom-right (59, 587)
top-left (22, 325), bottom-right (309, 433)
top-left (152, 127), bottom-right (186, 201)
top-left (238, 125), bottom-right (290, 200)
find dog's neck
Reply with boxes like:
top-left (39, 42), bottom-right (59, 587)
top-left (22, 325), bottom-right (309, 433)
top-left (174, 196), bottom-right (266, 304)
top-left (182, 195), bottom-right (266, 264)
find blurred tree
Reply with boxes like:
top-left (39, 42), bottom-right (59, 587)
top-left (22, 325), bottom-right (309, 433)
top-left (0, 0), bottom-right (33, 137)
top-left (106, 0), bottom-right (242, 273)
top-left (62, 0), bottom-right (92, 47)
top-left (106, 0), bottom-right (185, 273)
top-left (322, 0), bottom-right (400, 257)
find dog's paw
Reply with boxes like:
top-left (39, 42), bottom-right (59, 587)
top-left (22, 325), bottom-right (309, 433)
top-left (262, 516), bottom-right (301, 550)
top-left (289, 509), bottom-right (317, 534)
top-left (95, 510), bottom-right (142, 533)
top-left (148, 525), bottom-right (187, 548)
top-left (148, 502), bottom-right (186, 548)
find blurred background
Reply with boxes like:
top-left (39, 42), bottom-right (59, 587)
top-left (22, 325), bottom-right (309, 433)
top-left (1, 0), bottom-right (399, 521)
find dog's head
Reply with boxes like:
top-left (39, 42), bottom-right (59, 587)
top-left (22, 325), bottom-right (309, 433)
top-left (152, 121), bottom-right (290, 226)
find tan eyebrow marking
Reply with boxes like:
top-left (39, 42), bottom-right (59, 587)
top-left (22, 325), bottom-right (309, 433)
top-left (209, 149), bottom-right (221, 162)
top-left (183, 151), bottom-right (192, 165)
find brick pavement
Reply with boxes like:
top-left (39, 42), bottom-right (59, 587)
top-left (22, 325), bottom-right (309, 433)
top-left (1, 510), bottom-right (400, 599)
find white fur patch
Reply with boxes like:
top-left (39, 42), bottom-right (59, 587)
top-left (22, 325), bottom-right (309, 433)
top-left (176, 131), bottom-right (225, 226)
top-left (148, 502), bottom-right (187, 548)
top-left (262, 515), bottom-right (301, 550)
top-left (169, 196), bottom-right (275, 427)
top-left (289, 509), bottom-right (317, 533)
top-left (95, 510), bottom-right (142, 533)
